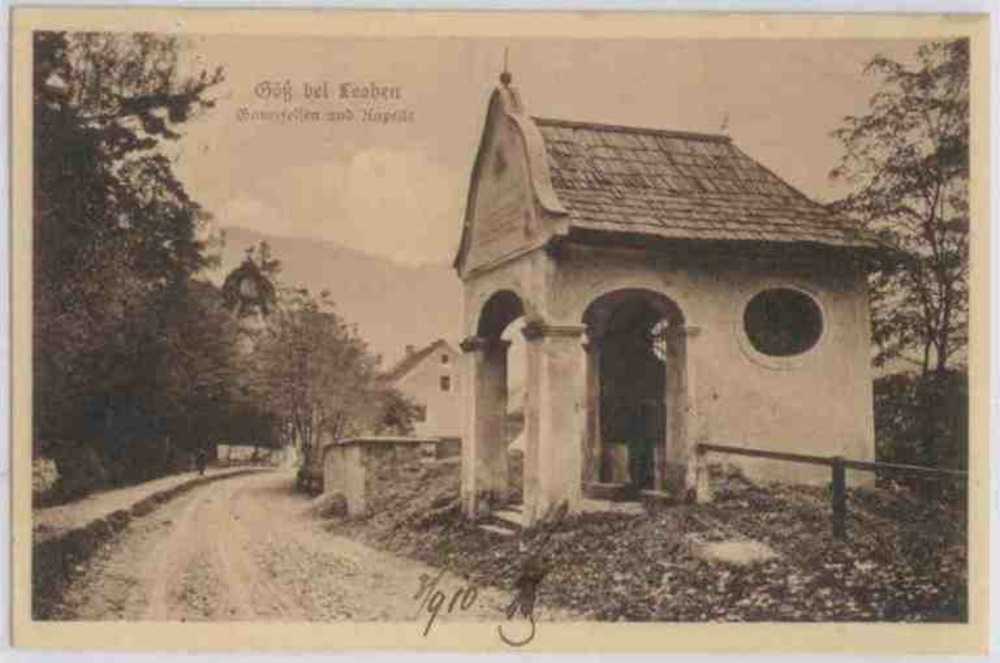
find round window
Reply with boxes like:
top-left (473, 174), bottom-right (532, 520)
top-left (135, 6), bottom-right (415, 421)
top-left (743, 288), bottom-right (823, 357)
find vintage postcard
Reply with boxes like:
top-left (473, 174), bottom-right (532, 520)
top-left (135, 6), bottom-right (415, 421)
top-left (9, 8), bottom-right (990, 654)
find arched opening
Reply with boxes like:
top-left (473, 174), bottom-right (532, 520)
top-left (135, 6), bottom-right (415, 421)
top-left (582, 289), bottom-right (686, 498)
top-left (477, 289), bottom-right (523, 338)
top-left (472, 290), bottom-right (526, 507)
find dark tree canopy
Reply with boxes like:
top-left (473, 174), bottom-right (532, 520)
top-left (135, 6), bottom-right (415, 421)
top-left (33, 31), bottom-right (228, 485)
top-left (33, 32), bottom-right (421, 499)
top-left (221, 243), bottom-right (279, 317)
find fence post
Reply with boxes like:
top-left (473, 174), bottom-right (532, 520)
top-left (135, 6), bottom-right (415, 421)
top-left (831, 456), bottom-right (846, 541)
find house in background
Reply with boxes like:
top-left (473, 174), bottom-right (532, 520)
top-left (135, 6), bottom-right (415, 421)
top-left (383, 339), bottom-right (462, 440)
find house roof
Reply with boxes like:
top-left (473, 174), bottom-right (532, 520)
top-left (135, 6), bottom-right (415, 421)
top-left (531, 116), bottom-right (880, 250)
top-left (382, 339), bottom-right (452, 383)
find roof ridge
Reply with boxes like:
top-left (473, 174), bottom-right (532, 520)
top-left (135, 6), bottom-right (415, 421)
top-left (532, 116), bottom-right (732, 144)
top-left (382, 339), bottom-right (448, 383)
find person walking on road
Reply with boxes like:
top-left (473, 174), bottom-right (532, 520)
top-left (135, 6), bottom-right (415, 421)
top-left (195, 447), bottom-right (208, 476)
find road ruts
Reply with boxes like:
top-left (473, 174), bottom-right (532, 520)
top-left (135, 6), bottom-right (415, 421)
top-left (54, 471), bottom-right (513, 623)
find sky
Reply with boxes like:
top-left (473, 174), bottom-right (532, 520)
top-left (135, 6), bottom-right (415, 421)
top-left (172, 36), bottom-right (926, 267)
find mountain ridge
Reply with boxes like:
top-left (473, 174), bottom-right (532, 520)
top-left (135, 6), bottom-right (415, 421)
top-left (212, 226), bottom-right (463, 367)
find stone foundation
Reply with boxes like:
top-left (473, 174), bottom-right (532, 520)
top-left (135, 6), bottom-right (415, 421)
top-left (322, 437), bottom-right (427, 516)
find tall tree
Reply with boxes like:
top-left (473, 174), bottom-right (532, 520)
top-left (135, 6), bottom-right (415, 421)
top-left (154, 281), bottom-right (244, 454)
top-left (33, 31), bottom-right (224, 483)
top-left (252, 288), bottom-right (384, 465)
top-left (831, 40), bottom-right (969, 470)
top-left (831, 39), bottom-right (969, 376)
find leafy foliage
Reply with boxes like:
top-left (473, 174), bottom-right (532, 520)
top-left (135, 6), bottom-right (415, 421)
top-left (371, 389), bottom-right (425, 436)
top-left (33, 31), bottom-right (228, 489)
top-left (249, 286), bottom-right (419, 468)
top-left (831, 40), bottom-right (969, 374)
top-left (221, 241), bottom-right (279, 318)
top-left (874, 370), bottom-right (968, 479)
top-left (33, 33), bottom-right (418, 499)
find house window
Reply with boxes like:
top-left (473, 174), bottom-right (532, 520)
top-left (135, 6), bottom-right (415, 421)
top-left (415, 405), bottom-right (427, 422)
top-left (743, 288), bottom-right (823, 357)
top-left (440, 376), bottom-right (451, 392)
top-left (441, 354), bottom-right (449, 365)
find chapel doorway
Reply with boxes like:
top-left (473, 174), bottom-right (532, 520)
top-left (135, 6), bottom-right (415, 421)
top-left (583, 289), bottom-right (685, 496)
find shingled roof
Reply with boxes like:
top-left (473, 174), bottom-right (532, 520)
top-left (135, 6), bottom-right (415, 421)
top-left (532, 117), bottom-right (879, 250)
top-left (382, 339), bottom-right (450, 383)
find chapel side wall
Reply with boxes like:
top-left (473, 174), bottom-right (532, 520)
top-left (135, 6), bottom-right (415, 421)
top-left (549, 246), bottom-right (876, 487)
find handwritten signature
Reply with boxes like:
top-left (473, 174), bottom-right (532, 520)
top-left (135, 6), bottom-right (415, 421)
top-left (413, 501), bottom-right (568, 647)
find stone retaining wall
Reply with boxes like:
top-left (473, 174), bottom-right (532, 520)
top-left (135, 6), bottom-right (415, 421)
top-left (322, 437), bottom-right (427, 516)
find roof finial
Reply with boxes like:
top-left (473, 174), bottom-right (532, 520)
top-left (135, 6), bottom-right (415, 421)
top-left (500, 47), bottom-right (512, 87)
top-left (720, 111), bottom-right (730, 136)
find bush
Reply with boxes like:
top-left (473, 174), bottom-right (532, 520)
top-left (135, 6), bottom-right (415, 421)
top-left (873, 369), bottom-right (967, 496)
top-left (32, 457), bottom-right (60, 506)
top-left (49, 443), bottom-right (109, 502)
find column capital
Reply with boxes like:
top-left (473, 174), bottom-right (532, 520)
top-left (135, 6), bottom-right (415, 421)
top-left (459, 335), bottom-right (511, 353)
top-left (459, 335), bottom-right (487, 353)
top-left (521, 319), bottom-right (586, 342)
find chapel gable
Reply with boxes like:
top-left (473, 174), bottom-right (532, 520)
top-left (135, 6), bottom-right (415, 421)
top-left (455, 83), bottom-right (567, 276)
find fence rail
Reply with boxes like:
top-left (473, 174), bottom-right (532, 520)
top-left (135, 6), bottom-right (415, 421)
top-left (695, 443), bottom-right (967, 540)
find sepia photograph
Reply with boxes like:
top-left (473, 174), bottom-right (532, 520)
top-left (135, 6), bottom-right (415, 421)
top-left (11, 9), bottom-right (988, 654)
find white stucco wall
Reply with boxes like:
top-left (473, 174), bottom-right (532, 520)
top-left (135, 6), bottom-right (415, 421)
top-left (394, 345), bottom-right (462, 438)
top-left (562, 244), bottom-right (875, 486)
top-left (463, 242), bottom-right (875, 489)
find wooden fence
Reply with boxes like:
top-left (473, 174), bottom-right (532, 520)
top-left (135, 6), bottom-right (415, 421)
top-left (695, 443), bottom-right (967, 541)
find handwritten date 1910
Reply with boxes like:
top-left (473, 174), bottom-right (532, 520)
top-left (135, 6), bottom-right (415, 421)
top-left (413, 501), bottom-right (564, 646)
top-left (413, 566), bottom-right (542, 647)
top-left (413, 569), bottom-right (478, 637)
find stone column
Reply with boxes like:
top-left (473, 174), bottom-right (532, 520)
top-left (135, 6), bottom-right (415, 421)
top-left (521, 320), bottom-right (586, 524)
top-left (681, 325), bottom-right (709, 501)
top-left (656, 324), bottom-right (702, 498)
top-left (459, 335), bottom-right (511, 520)
top-left (582, 334), bottom-right (602, 487)
top-left (479, 338), bottom-right (511, 497)
top-left (459, 336), bottom-right (485, 518)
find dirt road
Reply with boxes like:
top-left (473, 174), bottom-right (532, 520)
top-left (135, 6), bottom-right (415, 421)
top-left (55, 471), bottom-right (512, 622)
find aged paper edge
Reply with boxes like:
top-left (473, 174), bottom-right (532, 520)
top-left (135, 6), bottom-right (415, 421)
top-left (9, 8), bottom-right (990, 654)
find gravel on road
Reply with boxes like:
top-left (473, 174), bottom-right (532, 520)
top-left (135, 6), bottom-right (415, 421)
top-left (53, 471), bottom-right (513, 624)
